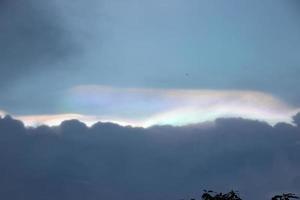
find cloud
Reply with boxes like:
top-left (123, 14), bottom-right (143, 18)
top-left (0, 110), bottom-right (6, 116)
top-left (16, 113), bottom-right (139, 127)
top-left (293, 113), bottom-right (300, 127)
top-left (0, 0), bottom-right (76, 87)
top-left (59, 85), bottom-right (300, 127)
top-left (0, 115), bottom-right (299, 200)
top-left (2, 86), bottom-right (299, 128)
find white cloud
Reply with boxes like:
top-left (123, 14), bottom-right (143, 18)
top-left (0, 110), bottom-right (7, 117)
top-left (16, 113), bottom-right (141, 127)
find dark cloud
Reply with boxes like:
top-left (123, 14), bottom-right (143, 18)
top-left (0, 0), bottom-right (76, 87)
top-left (0, 114), bottom-right (300, 200)
top-left (293, 113), bottom-right (300, 127)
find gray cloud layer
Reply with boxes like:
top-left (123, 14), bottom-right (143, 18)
top-left (0, 0), bottom-right (76, 87)
top-left (0, 114), bottom-right (300, 200)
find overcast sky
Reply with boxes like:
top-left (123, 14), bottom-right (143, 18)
top-left (1, 1), bottom-right (300, 199)
top-left (1, 0), bottom-right (300, 126)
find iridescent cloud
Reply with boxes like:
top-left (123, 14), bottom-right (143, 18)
top-left (2, 85), bottom-right (299, 127)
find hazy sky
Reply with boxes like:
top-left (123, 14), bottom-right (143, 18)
top-left (1, 0), bottom-right (300, 126)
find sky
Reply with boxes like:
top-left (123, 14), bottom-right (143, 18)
top-left (1, 0), bottom-right (300, 126)
top-left (1, 1), bottom-right (300, 199)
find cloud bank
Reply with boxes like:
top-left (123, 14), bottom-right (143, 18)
top-left (0, 115), bottom-right (299, 200)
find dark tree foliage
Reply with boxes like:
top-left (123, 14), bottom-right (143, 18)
top-left (185, 190), bottom-right (299, 200)
top-left (271, 193), bottom-right (300, 200)
top-left (201, 190), bottom-right (242, 200)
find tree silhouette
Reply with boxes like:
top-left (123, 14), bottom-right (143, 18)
top-left (183, 190), bottom-right (299, 200)
top-left (201, 190), bottom-right (242, 200)
top-left (271, 193), bottom-right (300, 200)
